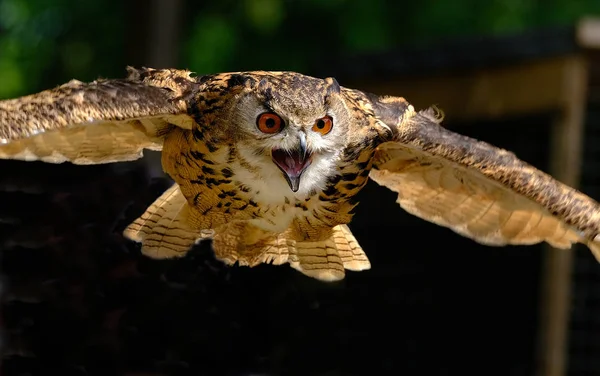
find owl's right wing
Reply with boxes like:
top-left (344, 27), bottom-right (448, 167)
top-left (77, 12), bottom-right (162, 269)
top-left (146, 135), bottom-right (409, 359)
top-left (0, 67), bottom-right (197, 164)
top-left (362, 93), bottom-right (600, 260)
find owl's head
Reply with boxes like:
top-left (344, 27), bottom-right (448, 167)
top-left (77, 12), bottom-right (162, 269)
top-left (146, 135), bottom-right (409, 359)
top-left (204, 72), bottom-right (353, 198)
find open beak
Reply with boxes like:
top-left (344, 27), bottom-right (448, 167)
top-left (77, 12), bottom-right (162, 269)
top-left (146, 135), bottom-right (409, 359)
top-left (271, 133), bottom-right (311, 192)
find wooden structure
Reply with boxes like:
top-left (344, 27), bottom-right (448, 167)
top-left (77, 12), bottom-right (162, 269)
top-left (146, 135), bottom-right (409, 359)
top-left (311, 17), bottom-right (600, 376)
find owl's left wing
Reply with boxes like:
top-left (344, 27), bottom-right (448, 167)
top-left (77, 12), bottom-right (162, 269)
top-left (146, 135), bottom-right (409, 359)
top-left (0, 67), bottom-right (197, 164)
top-left (365, 95), bottom-right (600, 260)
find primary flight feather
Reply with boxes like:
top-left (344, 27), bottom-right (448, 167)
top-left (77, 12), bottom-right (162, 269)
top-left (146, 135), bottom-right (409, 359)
top-left (1, 67), bottom-right (599, 281)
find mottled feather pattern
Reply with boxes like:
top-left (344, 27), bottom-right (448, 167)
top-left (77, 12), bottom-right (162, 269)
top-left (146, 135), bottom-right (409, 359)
top-left (406, 110), bottom-right (600, 237)
top-left (370, 106), bottom-right (600, 258)
top-left (1, 67), bottom-right (599, 281)
top-left (124, 183), bottom-right (201, 259)
top-left (0, 67), bottom-right (194, 142)
top-left (0, 68), bottom-right (197, 164)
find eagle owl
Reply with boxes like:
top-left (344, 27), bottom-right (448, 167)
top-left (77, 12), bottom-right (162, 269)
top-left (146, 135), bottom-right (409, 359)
top-left (1, 67), bottom-right (600, 281)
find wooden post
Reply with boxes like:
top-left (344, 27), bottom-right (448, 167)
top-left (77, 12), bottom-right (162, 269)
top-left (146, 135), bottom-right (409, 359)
top-left (130, 0), bottom-right (184, 177)
top-left (146, 0), bottom-right (184, 69)
top-left (536, 55), bottom-right (589, 376)
top-left (348, 57), bottom-right (580, 123)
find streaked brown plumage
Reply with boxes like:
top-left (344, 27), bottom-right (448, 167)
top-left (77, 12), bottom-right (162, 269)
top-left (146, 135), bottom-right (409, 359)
top-left (1, 67), bottom-right (599, 281)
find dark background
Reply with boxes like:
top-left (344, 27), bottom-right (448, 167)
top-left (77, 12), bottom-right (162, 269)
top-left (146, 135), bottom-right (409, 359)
top-left (1, 1), bottom-right (600, 375)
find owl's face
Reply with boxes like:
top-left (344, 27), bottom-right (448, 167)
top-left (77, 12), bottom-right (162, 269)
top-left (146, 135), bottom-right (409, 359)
top-left (213, 74), bottom-right (353, 199)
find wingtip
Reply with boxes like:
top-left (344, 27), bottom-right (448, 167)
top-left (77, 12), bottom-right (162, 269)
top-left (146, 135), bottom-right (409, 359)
top-left (587, 235), bottom-right (600, 263)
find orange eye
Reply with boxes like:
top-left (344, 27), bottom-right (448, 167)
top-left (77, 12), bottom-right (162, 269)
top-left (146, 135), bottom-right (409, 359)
top-left (312, 115), bottom-right (333, 135)
top-left (257, 112), bottom-right (283, 134)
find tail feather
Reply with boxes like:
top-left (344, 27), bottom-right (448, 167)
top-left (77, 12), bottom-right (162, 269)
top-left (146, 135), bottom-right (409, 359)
top-left (123, 184), bottom-right (200, 258)
top-left (209, 222), bottom-right (370, 282)
top-left (210, 222), bottom-right (293, 267)
top-left (287, 225), bottom-right (370, 281)
top-left (333, 225), bottom-right (371, 271)
top-left (123, 186), bottom-right (371, 281)
top-left (288, 239), bottom-right (346, 282)
top-left (257, 235), bottom-right (294, 266)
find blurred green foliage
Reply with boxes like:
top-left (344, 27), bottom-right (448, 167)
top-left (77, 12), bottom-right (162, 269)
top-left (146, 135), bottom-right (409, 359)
top-left (0, 0), bottom-right (125, 97)
top-left (0, 0), bottom-right (598, 99)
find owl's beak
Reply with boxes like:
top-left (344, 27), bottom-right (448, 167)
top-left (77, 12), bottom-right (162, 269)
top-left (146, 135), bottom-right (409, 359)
top-left (271, 133), bottom-right (311, 192)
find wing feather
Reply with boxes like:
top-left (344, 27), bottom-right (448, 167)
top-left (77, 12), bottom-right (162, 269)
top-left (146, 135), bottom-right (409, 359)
top-left (0, 67), bottom-right (197, 164)
top-left (369, 105), bottom-right (600, 259)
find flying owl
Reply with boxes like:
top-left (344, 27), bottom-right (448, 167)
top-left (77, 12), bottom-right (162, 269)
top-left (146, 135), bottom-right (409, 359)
top-left (1, 67), bottom-right (600, 281)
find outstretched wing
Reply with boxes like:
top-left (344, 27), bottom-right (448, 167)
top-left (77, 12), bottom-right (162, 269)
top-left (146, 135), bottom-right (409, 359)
top-left (365, 94), bottom-right (600, 260)
top-left (0, 67), bottom-right (197, 164)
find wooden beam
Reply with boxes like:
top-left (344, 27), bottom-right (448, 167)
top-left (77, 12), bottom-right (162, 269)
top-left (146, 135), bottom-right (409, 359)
top-left (147, 0), bottom-right (184, 69)
top-left (348, 56), bottom-right (580, 122)
top-left (536, 55), bottom-right (589, 376)
top-left (140, 0), bottom-right (184, 177)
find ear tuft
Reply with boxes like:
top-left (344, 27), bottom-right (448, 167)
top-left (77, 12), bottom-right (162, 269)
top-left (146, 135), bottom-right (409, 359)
top-left (419, 105), bottom-right (445, 124)
top-left (325, 77), bottom-right (341, 95)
